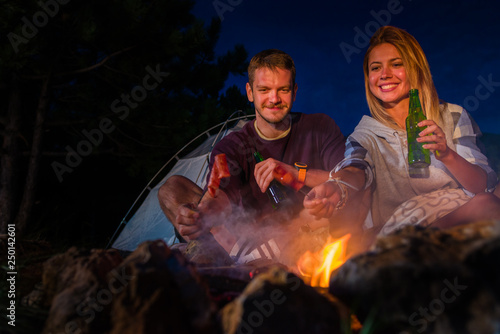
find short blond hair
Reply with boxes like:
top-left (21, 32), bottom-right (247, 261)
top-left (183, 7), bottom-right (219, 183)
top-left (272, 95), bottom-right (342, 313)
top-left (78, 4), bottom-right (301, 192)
top-left (248, 49), bottom-right (296, 88)
top-left (363, 26), bottom-right (442, 129)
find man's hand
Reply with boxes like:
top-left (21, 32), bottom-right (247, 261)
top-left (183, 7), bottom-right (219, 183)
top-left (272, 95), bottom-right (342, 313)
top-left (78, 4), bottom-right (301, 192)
top-left (176, 189), bottom-right (231, 241)
top-left (175, 203), bottom-right (205, 241)
top-left (254, 158), bottom-right (295, 193)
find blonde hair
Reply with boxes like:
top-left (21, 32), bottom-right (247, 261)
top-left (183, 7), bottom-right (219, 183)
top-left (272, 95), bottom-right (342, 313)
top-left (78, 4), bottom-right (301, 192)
top-left (363, 26), bottom-right (443, 129)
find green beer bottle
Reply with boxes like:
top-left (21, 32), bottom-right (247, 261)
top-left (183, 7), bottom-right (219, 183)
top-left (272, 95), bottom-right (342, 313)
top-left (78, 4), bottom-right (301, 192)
top-left (406, 89), bottom-right (430, 169)
top-left (253, 151), bottom-right (287, 209)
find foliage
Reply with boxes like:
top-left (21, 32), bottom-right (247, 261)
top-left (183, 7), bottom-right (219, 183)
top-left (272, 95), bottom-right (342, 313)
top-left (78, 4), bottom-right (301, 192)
top-left (0, 0), bottom-right (251, 247)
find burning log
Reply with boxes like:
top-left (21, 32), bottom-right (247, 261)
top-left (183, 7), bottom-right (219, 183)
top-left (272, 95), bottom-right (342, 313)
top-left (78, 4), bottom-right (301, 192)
top-left (220, 266), bottom-right (352, 334)
top-left (329, 221), bottom-right (500, 334)
top-left (196, 260), bottom-right (289, 309)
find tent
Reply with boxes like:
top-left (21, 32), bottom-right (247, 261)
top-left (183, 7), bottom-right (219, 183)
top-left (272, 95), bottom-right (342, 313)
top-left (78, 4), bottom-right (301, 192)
top-left (107, 112), bottom-right (255, 251)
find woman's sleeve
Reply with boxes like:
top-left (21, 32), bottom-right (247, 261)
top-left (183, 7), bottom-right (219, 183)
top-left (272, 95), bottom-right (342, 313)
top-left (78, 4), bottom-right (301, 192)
top-left (333, 135), bottom-right (374, 189)
top-left (453, 107), bottom-right (498, 191)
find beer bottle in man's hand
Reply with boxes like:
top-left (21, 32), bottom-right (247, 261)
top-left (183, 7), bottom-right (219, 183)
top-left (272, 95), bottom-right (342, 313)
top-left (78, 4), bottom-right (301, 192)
top-left (253, 151), bottom-right (287, 209)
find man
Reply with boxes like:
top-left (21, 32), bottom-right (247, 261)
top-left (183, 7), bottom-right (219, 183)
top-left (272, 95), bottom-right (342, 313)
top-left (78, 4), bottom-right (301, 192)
top-left (158, 49), bottom-right (345, 264)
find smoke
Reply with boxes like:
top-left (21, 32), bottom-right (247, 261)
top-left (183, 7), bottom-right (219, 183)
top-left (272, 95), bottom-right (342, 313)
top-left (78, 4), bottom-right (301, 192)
top-left (203, 196), bottom-right (332, 269)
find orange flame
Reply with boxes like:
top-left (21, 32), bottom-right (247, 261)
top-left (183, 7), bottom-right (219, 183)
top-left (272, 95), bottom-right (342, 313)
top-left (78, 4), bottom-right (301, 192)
top-left (297, 234), bottom-right (351, 288)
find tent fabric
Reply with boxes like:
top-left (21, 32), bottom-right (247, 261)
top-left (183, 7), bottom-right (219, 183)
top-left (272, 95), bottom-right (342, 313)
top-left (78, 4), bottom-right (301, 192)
top-left (110, 118), bottom-right (251, 251)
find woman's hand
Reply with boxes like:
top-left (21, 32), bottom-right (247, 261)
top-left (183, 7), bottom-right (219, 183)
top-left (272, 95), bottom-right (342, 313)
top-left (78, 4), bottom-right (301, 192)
top-left (417, 120), bottom-right (489, 194)
top-left (303, 181), bottom-right (343, 219)
top-left (417, 120), bottom-right (450, 160)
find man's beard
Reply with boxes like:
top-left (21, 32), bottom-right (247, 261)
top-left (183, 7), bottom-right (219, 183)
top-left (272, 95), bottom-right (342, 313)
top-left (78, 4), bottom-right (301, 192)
top-left (256, 104), bottom-right (289, 125)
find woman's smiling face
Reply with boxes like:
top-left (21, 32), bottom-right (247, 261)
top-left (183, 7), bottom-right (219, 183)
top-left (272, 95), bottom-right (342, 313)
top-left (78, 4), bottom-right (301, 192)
top-left (368, 43), bottom-right (410, 109)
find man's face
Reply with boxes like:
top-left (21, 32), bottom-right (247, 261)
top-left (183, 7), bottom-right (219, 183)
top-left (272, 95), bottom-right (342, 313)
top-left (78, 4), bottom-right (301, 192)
top-left (246, 67), bottom-right (297, 124)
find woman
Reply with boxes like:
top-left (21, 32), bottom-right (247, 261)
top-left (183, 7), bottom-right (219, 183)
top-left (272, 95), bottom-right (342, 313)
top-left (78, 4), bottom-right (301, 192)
top-left (304, 26), bottom-right (500, 236)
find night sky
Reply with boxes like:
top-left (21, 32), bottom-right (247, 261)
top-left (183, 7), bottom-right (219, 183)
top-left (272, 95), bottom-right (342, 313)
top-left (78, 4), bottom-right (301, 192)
top-left (193, 0), bottom-right (500, 135)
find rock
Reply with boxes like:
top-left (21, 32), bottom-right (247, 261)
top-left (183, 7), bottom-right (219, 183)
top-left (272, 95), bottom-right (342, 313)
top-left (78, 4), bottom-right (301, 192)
top-left (109, 239), bottom-right (221, 334)
top-left (221, 266), bottom-right (350, 334)
top-left (0, 236), bottom-right (54, 300)
top-left (329, 221), bottom-right (500, 334)
top-left (41, 247), bottom-right (124, 334)
top-left (39, 240), bottom-right (223, 334)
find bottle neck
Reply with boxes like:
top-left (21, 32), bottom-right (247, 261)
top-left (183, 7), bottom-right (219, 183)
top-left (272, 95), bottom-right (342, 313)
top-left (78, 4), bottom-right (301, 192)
top-left (408, 92), bottom-right (422, 115)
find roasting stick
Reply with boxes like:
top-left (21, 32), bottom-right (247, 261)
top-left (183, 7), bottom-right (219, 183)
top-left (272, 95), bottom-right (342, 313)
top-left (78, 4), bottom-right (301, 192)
top-left (196, 189), bottom-right (208, 205)
top-left (299, 188), bottom-right (314, 199)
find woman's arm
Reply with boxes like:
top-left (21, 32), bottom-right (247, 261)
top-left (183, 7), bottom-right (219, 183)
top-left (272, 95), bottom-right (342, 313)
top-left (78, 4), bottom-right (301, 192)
top-left (418, 119), bottom-right (488, 193)
top-left (303, 166), bottom-right (366, 219)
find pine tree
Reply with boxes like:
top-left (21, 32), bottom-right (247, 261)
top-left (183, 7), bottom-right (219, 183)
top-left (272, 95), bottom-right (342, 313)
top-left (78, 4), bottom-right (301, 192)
top-left (0, 0), bottom-right (250, 242)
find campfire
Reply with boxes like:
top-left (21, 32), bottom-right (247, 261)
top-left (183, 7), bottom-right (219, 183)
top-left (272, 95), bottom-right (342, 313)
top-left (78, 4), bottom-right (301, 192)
top-left (297, 234), bottom-right (351, 288)
top-left (20, 220), bottom-right (500, 334)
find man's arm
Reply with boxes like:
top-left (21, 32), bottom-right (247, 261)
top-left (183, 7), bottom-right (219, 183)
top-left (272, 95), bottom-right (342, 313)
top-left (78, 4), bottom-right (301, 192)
top-left (254, 158), bottom-right (330, 193)
top-left (158, 174), bottom-right (237, 246)
top-left (157, 175), bottom-right (204, 241)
